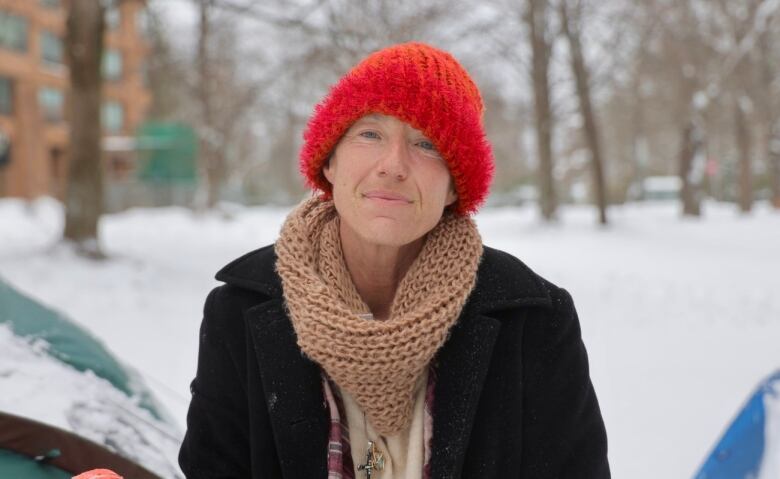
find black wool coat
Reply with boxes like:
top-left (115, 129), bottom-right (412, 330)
top-left (179, 244), bottom-right (610, 479)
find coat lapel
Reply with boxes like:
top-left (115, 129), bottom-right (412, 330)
top-left (429, 246), bottom-right (553, 479)
top-left (244, 297), bottom-right (328, 479)
top-left (430, 307), bottom-right (502, 479)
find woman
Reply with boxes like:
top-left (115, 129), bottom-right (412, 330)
top-left (179, 42), bottom-right (609, 479)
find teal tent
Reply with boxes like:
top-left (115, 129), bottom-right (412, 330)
top-left (136, 122), bottom-right (198, 184)
top-left (0, 278), bottom-right (180, 478)
top-left (0, 279), bottom-right (164, 420)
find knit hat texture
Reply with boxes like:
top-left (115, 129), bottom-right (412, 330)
top-left (300, 42), bottom-right (494, 216)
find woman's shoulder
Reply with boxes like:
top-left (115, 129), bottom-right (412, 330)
top-left (474, 245), bottom-right (565, 308)
top-left (213, 244), bottom-right (282, 298)
top-left (199, 244), bottom-right (281, 341)
top-left (202, 244), bottom-right (280, 317)
top-left (478, 248), bottom-right (584, 347)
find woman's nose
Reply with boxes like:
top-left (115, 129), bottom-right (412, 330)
top-left (376, 136), bottom-right (410, 180)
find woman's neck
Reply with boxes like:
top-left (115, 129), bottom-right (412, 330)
top-left (339, 221), bottom-right (424, 321)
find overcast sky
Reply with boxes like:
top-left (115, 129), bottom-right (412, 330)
top-left (152, 0), bottom-right (198, 42)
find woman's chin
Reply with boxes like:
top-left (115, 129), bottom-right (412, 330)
top-left (356, 227), bottom-right (420, 249)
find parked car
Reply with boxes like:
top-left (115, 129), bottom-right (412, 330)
top-left (627, 175), bottom-right (682, 201)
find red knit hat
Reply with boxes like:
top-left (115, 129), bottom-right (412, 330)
top-left (300, 42), bottom-right (494, 216)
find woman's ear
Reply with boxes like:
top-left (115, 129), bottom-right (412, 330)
top-left (323, 156), bottom-right (334, 184)
top-left (445, 185), bottom-right (458, 207)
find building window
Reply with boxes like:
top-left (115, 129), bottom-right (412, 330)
top-left (40, 0), bottom-right (62, 8)
top-left (102, 101), bottom-right (124, 133)
top-left (0, 12), bottom-right (28, 53)
top-left (40, 30), bottom-right (63, 65)
top-left (136, 8), bottom-right (149, 36)
top-left (0, 77), bottom-right (12, 115)
top-left (102, 49), bottom-right (123, 81)
top-left (105, 6), bottom-right (120, 31)
top-left (38, 87), bottom-right (64, 122)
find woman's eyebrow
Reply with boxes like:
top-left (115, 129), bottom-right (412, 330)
top-left (352, 113), bottom-right (390, 127)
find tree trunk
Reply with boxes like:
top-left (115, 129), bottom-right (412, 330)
top-left (196, 0), bottom-right (224, 209)
top-left (757, 27), bottom-right (780, 209)
top-left (771, 140), bottom-right (780, 209)
top-left (269, 109), bottom-right (304, 202)
top-left (735, 99), bottom-right (752, 213)
top-left (559, 0), bottom-right (607, 225)
top-left (679, 121), bottom-right (701, 216)
top-left (525, 0), bottom-right (557, 221)
top-left (63, 0), bottom-right (105, 257)
top-left (628, 71), bottom-right (646, 201)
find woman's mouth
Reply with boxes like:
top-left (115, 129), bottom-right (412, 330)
top-left (362, 190), bottom-right (413, 204)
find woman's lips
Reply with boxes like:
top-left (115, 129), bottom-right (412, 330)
top-left (362, 190), bottom-right (412, 203)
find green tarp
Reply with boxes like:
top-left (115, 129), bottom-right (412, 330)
top-left (136, 122), bottom-right (198, 184)
top-left (0, 278), bottom-right (163, 420)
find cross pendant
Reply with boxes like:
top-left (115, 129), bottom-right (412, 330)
top-left (357, 440), bottom-right (384, 479)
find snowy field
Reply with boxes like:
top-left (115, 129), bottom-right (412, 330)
top-left (1, 197), bottom-right (778, 479)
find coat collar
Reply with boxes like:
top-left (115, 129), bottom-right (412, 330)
top-left (217, 243), bottom-right (553, 479)
top-left (216, 244), bottom-right (553, 314)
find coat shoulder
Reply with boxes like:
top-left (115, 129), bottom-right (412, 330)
top-left (471, 246), bottom-right (560, 311)
top-left (200, 246), bottom-right (282, 354)
top-left (214, 244), bottom-right (282, 297)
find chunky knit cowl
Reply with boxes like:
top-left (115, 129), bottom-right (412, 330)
top-left (275, 197), bottom-right (482, 435)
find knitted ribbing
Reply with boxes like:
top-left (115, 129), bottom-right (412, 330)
top-left (275, 197), bottom-right (482, 435)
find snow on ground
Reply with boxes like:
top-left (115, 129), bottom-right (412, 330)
top-left (0, 197), bottom-right (778, 479)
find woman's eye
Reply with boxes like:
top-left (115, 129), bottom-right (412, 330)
top-left (359, 130), bottom-right (380, 139)
top-left (417, 140), bottom-right (437, 151)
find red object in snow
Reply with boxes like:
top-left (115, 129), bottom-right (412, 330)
top-left (72, 469), bottom-right (123, 479)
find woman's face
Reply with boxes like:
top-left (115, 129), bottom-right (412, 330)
top-left (323, 114), bottom-right (457, 248)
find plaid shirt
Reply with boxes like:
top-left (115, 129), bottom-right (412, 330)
top-left (322, 369), bottom-right (436, 479)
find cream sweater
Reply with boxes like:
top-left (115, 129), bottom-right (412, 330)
top-left (339, 369), bottom-right (429, 479)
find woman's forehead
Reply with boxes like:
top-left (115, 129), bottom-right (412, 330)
top-left (354, 113), bottom-right (393, 124)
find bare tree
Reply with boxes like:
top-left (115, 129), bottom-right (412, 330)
top-left (719, 0), bottom-right (755, 213)
top-left (678, 120), bottom-right (703, 215)
top-left (754, 7), bottom-right (780, 208)
top-left (192, 0), bottom-right (264, 209)
top-left (144, 3), bottom-right (187, 121)
top-left (712, 0), bottom-right (775, 213)
top-left (195, 0), bottom-right (220, 209)
top-left (621, 6), bottom-right (659, 201)
top-left (558, 0), bottom-right (608, 225)
top-left (653, 0), bottom-right (708, 217)
top-left (63, 0), bottom-right (106, 257)
top-left (525, 0), bottom-right (557, 221)
top-left (592, 0), bottom-right (780, 215)
top-left (734, 98), bottom-right (754, 213)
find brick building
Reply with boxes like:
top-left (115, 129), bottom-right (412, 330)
top-left (0, 0), bottom-right (150, 200)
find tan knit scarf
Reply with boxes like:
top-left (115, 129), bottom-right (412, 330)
top-left (275, 197), bottom-right (482, 435)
